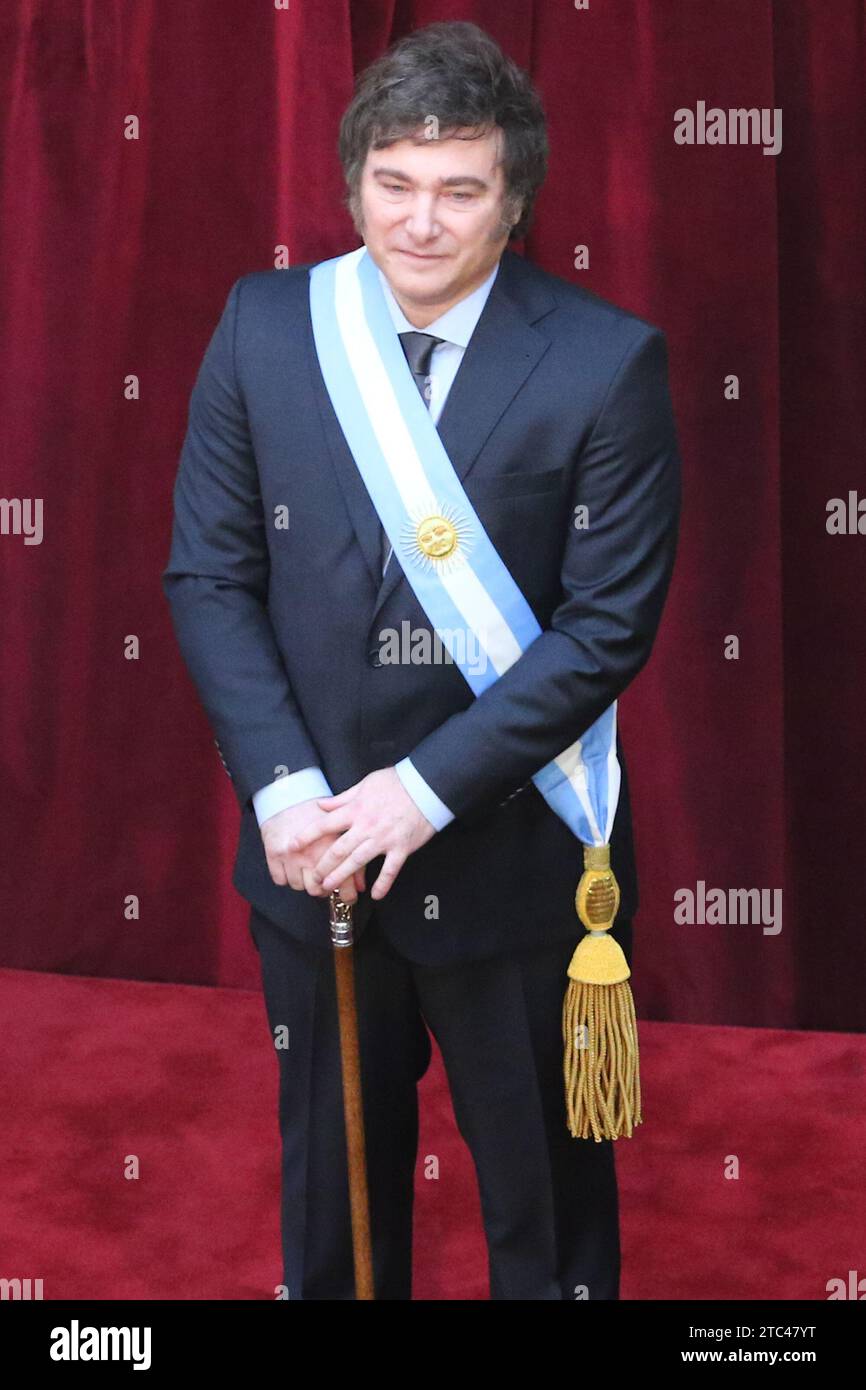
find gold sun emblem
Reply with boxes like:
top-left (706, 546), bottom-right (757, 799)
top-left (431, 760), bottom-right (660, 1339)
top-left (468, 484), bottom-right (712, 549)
top-left (418, 515), bottom-right (457, 557)
top-left (400, 499), bottom-right (473, 573)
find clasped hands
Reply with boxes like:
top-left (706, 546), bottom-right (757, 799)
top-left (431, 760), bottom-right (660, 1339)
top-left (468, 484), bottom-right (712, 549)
top-left (259, 767), bottom-right (437, 905)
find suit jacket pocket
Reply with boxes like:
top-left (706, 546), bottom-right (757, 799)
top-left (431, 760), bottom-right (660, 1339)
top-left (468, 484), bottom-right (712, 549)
top-left (464, 466), bottom-right (565, 501)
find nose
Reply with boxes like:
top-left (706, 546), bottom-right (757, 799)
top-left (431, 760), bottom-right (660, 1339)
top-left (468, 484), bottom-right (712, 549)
top-left (405, 193), bottom-right (440, 240)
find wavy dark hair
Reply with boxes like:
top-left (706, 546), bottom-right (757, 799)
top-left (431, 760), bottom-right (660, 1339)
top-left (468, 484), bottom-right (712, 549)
top-left (338, 21), bottom-right (548, 242)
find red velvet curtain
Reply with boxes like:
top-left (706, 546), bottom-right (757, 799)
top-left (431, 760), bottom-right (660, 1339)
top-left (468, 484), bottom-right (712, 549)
top-left (1, 1), bottom-right (863, 1030)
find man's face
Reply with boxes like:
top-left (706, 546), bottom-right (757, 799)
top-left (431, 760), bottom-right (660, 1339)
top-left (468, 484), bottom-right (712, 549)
top-left (353, 126), bottom-right (517, 325)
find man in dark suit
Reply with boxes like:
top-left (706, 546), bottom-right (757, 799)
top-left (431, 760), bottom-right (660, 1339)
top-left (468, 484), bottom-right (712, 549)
top-left (163, 21), bottom-right (681, 1300)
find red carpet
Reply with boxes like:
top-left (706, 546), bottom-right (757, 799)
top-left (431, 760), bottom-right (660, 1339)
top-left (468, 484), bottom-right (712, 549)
top-left (1, 967), bottom-right (863, 1300)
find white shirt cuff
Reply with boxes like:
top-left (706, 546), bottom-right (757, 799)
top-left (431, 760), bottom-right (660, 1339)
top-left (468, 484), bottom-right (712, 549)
top-left (394, 756), bottom-right (454, 831)
top-left (252, 766), bottom-right (333, 826)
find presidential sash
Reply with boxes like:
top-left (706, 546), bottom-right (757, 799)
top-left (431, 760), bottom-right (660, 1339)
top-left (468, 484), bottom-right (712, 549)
top-left (309, 245), bottom-right (641, 1141)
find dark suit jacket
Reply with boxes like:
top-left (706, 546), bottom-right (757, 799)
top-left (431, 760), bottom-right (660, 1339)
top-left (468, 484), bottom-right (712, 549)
top-left (162, 247), bottom-right (682, 965)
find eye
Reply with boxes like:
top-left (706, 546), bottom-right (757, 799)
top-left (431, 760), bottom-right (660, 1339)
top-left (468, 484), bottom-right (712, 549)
top-left (450, 192), bottom-right (474, 202)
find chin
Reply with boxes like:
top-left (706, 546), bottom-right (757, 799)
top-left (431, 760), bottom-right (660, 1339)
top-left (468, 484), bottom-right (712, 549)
top-left (403, 276), bottom-right (451, 302)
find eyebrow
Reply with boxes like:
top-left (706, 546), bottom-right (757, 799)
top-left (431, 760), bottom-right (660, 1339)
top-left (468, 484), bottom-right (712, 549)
top-left (372, 167), bottom-right (490, 190)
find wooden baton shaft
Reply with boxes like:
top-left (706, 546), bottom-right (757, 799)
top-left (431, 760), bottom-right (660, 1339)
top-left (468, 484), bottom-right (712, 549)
top-left (332, 937), bottom-right (375, 1299)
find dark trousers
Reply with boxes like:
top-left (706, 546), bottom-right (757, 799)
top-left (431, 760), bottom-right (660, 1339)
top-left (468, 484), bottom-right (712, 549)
top-left (248, 904), bottom-right (633, 1301)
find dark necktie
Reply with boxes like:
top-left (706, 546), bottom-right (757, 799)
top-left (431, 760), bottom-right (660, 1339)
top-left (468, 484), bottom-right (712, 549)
top-left (380, 331), bottom-right (445, 575)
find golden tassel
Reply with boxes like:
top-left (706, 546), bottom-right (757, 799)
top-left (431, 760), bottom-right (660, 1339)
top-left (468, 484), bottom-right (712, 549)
top-left (562, 843), bottom-right (642, 1141)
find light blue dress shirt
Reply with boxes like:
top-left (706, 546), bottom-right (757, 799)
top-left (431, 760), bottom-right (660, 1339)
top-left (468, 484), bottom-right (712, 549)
top-left (252, 254), bottom-right (501, 830)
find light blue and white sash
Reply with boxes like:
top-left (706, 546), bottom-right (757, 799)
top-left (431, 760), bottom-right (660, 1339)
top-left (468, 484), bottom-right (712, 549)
top-left (309, 245), bottom-right (620, 848)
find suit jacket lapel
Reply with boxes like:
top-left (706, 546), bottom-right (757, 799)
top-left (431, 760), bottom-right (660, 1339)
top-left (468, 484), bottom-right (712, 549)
top-left (305, 247), bottom-right (556, 625)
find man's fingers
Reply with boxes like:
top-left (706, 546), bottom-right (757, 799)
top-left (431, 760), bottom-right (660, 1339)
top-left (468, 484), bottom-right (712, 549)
top-left (301, 866), bottom-right (326, 898)
top-left (287, 819), bottom-right (328, 852)
top-left (290, 808), bottom-right (351, 851)
top-left (310, 829), bottom-right (361, 883)
top-left (353, 866), bottom-right (366, 894)
top-left (268, 856), bottom-right (290, 887)
top-left (370, 849), bottom-right (406, 900)
top-left (301, 867), bottom-right (358, 903)
top-left (316, 783), bottom-right (358, 809)
top-left (319, 838), bottom-right (376, 892)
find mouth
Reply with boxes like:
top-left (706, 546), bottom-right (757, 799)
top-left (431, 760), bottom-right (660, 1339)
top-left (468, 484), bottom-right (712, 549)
top-left (396, 250), bottom-right (444, 261)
